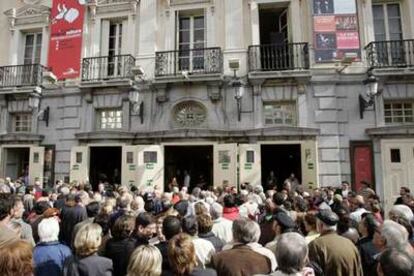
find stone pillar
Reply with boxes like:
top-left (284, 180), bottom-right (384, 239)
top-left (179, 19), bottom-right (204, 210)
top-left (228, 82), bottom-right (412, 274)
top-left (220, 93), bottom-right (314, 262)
top-left (250, 1), bottom-right (260, 45)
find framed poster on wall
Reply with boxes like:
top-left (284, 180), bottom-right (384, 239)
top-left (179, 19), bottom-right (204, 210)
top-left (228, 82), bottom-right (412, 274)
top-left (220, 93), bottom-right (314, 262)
top-left (313, 0), bottom-right (361, 63)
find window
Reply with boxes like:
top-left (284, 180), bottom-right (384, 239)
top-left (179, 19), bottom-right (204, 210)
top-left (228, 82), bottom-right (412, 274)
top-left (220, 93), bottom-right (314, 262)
top-left (12, 113), bottom-right (32, 132)
top-left (24, 33), bottom-right (42, 64)
top-left (372, 3), bottom-right (402, 41)
top-left (384, 102), bottom-right (414, 124)
top-left (144, 151), bottom-right (157, 163)
top-left (390, 149), bottom-right (401, 163)
top-left (108, 22), bottom-right (123, 76)
top-left (178, 13), bottom-right (205, 71)
top-left (98, 109), bottom-right (123, 129)
top-left (264, 102), bottom-right (297, 126)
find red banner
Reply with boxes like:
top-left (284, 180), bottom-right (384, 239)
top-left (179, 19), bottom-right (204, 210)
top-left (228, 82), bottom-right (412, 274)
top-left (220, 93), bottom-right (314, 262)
top-left (48, 0), bottom-right (85, 80)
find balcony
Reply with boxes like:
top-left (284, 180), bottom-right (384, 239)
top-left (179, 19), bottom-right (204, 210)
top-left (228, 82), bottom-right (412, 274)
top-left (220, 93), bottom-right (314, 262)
top-left (365, 39), bottom-right (414, 69)
top-left (248, 43), bottom-right (310, 74)
top-left (155, 47), bottom-right (223, 79)
top-left (81, 54), bottom-right (136, 82)
top-left (0, 64), bottom-right (46, 88)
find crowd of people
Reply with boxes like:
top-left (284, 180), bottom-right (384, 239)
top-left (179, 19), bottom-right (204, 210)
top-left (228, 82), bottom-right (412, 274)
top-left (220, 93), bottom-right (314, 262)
top-left (0, 177), bottom-right (413, 276)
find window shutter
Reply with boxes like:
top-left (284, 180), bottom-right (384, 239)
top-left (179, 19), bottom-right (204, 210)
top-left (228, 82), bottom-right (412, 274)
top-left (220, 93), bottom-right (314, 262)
top-left (100, 20), bottom-right (110, 56)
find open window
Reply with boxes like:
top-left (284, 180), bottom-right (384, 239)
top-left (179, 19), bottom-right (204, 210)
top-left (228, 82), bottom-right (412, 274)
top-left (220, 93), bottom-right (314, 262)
top-left (259, 3), bottom-right (290, 45)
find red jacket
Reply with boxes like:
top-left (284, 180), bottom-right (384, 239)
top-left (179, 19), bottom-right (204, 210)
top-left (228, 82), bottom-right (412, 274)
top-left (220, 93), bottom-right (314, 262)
top-left (222, 207), bottom-right (239, 221)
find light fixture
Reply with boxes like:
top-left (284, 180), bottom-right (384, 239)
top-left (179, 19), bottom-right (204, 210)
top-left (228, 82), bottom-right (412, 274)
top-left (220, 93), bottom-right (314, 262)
top-left (129, 89), bottom-right (144, 124)
top-left (359, 71), bottom-right (379, 119)
top-left (28, 87), bottom-right (41, 110)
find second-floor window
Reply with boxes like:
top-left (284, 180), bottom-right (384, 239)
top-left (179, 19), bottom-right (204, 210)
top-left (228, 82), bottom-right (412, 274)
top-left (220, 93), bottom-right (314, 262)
top-left (178, 13), bottom-right (205, 71)
top-left (384, 101), bottom-right (414, 124)
top-left (373, 3), bottom-right (402, 41)
top-left (24, 33), bottom-right (42, 64)
top-left (101, 19), bottom-right (127, 77)
top-left (98, 109), bottom-right (123, 130)
top-left (12, 113), bottom-right (32, 132)
top-left (264, 102), bottom-right (297, 126)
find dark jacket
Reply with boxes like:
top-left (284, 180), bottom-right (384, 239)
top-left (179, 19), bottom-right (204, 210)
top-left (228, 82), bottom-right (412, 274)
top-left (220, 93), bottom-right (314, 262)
top-left (156, 241), bottom-right (170, 272)
top-left (357, 237), bottom-right (379, 276)
top-left (33, 241), bottom-right (72, 276)
top-left (104, 237), bottom-right (136, 276)
top-left (198, 232), bottom-right (224, 252)
top-left (309, 231), bottom-right (363, 276)
top-left (63, 254), bottom-right (113, 276)
top-left (60, 204), bottom-right (87, 247)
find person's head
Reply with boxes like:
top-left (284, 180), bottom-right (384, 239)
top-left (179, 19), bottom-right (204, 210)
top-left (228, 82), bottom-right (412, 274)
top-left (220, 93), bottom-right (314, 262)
top-left (316, 209), bottom-right (338, 233)
top-left (112, 215), bottom-right (135, 240)
top-left (181, 215), bottom-right (198, 236)
top-left (127, 245), bottom-right (162, 276)
top-left (162, 216), bottom-right (181, 240)
top-left (0, 240), bottom-right (33, 276)
top-left (304, 212), bottom-right (317, 233)
top-left (389, 205), bottom-right (414, 222)
top-left (116, 195), bottom-right (131, 210)
top-left (276, 233), bottom-right (308, 274)
top-left (232, 218), bottom-right (261, 244)
top-left (341, 181), bottom-right (349, 191)
top-left (168, 233), bottom-right (198, 275)
top-left (361, 180), bottom-right (371, 189)
top-left (174, 200), bottom-right (189, 218)
top-left (33, 200), bottom-right (50, 215)
top-left (223, 194), bottom-right (236, 208)
top-left (272, 211), bottom-right (296, 235)
top-left (86, 201), bottom-right (100, 218)
top-left (358, 213), bottom-right (379, 239)
top-left (194, 202), bottom-right (208, 216)
top-left (93, 213), bottom-right (111, 236)
top-left (0, 194), bottom-right (13, 222)
top-left (74, 223), bottom-right (102, 257)
top-left (400, 187), bottom-right (410, 196)
top-left (272, 192), bottom-right (286, 206)
top-left (373, 220), bottom-right (409, 252)
top-left (197, 213), bottom-right (213, 235)
top-left (38, 217), bottom-right (60, 243)
top-left (11, 196), bottom-right (24, 219)
top-left (210, 202), bottom-right (223, 220)
top-left (136, 212), bottom-right (156, 239)
top-left (377, 248), bottom-right (414, 276)
top-left (351, 195), bottom-right (365, 211)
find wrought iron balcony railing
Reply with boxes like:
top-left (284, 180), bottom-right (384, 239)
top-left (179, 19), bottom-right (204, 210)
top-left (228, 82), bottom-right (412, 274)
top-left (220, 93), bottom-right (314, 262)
top-left (365, 39), bottom-right (414, 68)
top-left (155, 47), bottom-right (223, 77)
top-left (82, 54), bottom-right (136, 82)
top-left (248, 43), bottom-right (309, 72)
top-left (0, 64), bottom-right (46, 88)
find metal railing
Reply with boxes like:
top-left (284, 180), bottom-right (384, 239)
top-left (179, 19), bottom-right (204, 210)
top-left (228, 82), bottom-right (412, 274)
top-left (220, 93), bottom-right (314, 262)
top-left (155, 47), bottom-right (223, 77)
top-left (365, 39), bottom-right (414, 68)
top-left (0, 64), bottom-right (46, 88)
top-left (248, 42), bottom-right (309, 72)
top-left (82, 54), bottom-right (136, 81)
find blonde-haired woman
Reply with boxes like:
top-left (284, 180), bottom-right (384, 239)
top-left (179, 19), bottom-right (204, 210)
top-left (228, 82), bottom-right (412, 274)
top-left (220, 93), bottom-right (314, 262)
top-left (127, 245), bottom-right (162, 276)
top-left (63, 223), bottom-right (113, 276)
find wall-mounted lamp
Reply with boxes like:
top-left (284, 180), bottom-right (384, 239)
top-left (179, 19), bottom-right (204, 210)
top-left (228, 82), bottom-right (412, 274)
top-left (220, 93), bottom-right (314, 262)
top-left (129, 89), bottom-right (144, 124)
top-left (38, 106), bottom-right (50, 127)
top-left (359, 71), bottom-right (379, 119)
top-left (28, 87), bottom-right (41, 110)
top-left (228, 59), bottom-right (253, 121)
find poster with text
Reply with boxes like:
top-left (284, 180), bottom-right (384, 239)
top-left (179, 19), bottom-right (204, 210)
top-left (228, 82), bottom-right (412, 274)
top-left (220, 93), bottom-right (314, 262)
top-left (313, 0), bottom-right (360, 62)
top-left (48, 0), bottom-right (85, 80)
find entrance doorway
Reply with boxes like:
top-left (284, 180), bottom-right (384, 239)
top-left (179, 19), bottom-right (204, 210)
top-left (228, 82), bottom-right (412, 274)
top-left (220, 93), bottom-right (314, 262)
top-left (4, 148), bottom-right (30, 181)
top-left (259, 5), bottom-right (289, 45)
top-left (89, 146), bottom-right (122, 189)
top-left (164, 146), bottom-right (213, 192)
top-left (261, 144), bottom-right (301, 190)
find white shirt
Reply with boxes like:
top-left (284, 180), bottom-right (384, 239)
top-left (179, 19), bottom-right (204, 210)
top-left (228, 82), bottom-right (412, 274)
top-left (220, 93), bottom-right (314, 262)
top-left (350, 208), bottom-right (368, 223)
top-left (192, 237), bottom-right (215, 266)
top-left (212, 217), bottom-right (233, 244)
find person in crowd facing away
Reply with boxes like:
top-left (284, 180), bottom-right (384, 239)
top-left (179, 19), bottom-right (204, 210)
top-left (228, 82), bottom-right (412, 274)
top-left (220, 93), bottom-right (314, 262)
top-left (377, 248), bottom-right (414, 276)
top-left (389, 204), bottom-right (414, 222)
top-left (265, 211), bottom-right (296, 253)
top-left (135, 212), bottom-right (157, 246)
top-left (222, 194), bottom-right (239, 221)
top-left (166, 233), bottom-right (217, 276)
top-left (181, 215), bottom-right (215, 267)
top-left (304, 212), bottom-right (320, 244)
top-left (196, 213), bottom-right (224, 252)
top-left (358, 181), bottom-right (375, 202)
top-left (356, 212), bottom-right (380, 276)
top-left (210, 202), bottom-right (233, 244)
top-left (373, 219), bottom-right (414, 256)
top-left (308, 209), bottom-right (363, 276)
top-left (155, 215), bottom-right (182, 273)
top-left (395, 186), bottom-right (411, 205)
top-left (104, 215), bottom-right (137, 276)
top-left (63, 223), bottom-right (113, 276)
top-left (0, 240), bottom-right (33, 276)
top-left (11, 195), bottom-right (35, 246)
top-left (60, 193), bottom-right (88, 247)
top-left (127, 244), bottom-right (162, 276)
top-left (33, 217), bottom-right (72, 276)
top-left (72, 201), bottom-right (100, 243)
top-left (211, 218), bottom-right (277, 276)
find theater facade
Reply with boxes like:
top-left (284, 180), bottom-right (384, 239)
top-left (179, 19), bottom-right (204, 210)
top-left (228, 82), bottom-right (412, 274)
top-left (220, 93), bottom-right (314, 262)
top-left (0, 0), bottom-right (414, 212)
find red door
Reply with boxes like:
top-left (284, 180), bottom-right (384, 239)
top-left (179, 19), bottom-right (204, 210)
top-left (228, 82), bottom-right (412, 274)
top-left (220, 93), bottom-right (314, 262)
top-left (351, 142), bottom-right (375, 192)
